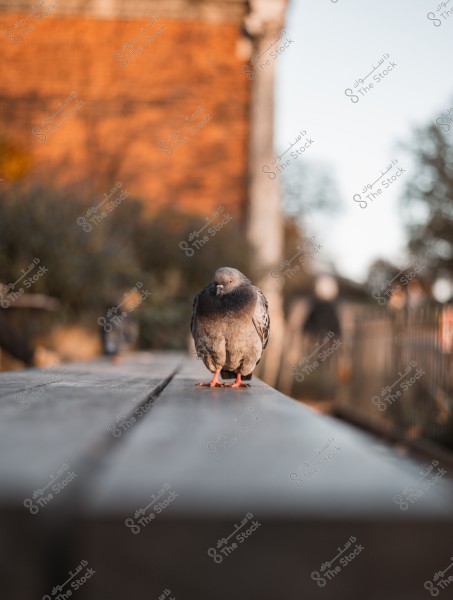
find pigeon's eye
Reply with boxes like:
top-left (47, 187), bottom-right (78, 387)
top-left (228, 279), bottom-right (233, 284)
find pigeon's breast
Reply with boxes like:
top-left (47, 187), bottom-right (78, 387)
top-left (194, 286), bottom-right (261, 373)
top-left (222, 314), bottom-right (262, 373)
top-left (196, 285), bottom-right (256, 318)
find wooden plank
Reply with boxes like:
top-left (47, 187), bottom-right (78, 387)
top-left (1, 352), bottom-right (452, 600)
top-left (0, 352), bottom-right (180, 503)
top-left (84, 358), bottom-right (453, 518)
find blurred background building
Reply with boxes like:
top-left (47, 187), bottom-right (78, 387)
top-left (0, 0), bottom-right (287, 379)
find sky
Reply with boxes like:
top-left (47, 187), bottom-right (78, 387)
top-left (276, 0), bottom-right (453, 283)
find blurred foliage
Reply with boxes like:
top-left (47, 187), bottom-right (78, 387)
top-left (0, 184), bottom-right (251, 349)
top-left (401, 118), bottom-right (453, 276)
top-left (279, 217), bottom-right (313, 298)
top-left (367, 259), bottom-right (399, 294)
top-left (366, 258), bottom-right (432, 302)
top-left (0, 184), bottom-right (142, 312)
top-left (279, 160), bottom-right (343, 300)
top-left (282, 160), bottom-right (341, 223)
top-left (132, 207), bottom-right (251, 348)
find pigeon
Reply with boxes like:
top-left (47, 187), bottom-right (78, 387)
top-left (191, 267), bottom-right (270, 387)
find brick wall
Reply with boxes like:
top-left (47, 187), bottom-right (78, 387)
top-left (0, 8), bottom-right (251, 219)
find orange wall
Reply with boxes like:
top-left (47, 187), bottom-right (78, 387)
top-left (1, 12), bottom-right (250, 218)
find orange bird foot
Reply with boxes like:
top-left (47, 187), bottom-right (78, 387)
top-left (223, 382), bottom-right (250, 388)
top-left (196, 369), bottom-right (224, 387)
top-left (222, 373), bottom-right (250, 388)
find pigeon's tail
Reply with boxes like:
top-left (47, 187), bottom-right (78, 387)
top-left (220, 369), bottom-right (252, 381)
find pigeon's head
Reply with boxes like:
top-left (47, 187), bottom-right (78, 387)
top-left (213, 267), bottom-right (250, 296)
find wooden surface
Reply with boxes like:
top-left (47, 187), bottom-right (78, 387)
top-left (0, 352), bottom-right (452, 600)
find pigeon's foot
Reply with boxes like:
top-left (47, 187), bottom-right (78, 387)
top-left (196, 369), bottom-right (224, 387)
top-left (196, 382), bottom-right (225, 387)
top-left (223, 373), bottom-right (250, 388)
top-left (224, 382), bottom-right (250, 388)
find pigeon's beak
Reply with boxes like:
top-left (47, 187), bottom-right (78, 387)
top-left (216, 284), bottom-right (224, 296)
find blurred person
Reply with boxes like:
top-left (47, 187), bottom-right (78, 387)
top-left (99, 289), bottom-right (140, 363)
top-left (387, 283), bottom-right (406, 311)
top-left (407, 279), bottom-right (428, 309)
top-left (301, 275), bottom-right (342, 400)
top-left (303, 275), bottom-right (341, 338)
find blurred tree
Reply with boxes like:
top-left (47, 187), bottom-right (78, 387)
top-left (367, 259), bottom-right (398, 294)
top-left (0, 184), bottom-right (144, 312)
top-left (276, 161), bottom-right (342, 297)
top-left (281, 160), bottom-right (341, 223)
top-left (0, 185), bottom-right (251, 350)
top-left (401, 120), bottom-right (453, 275)
top-left (134, 207), bottom-right (251, 348)
top-left (275, 216), bottom-right (315, 298)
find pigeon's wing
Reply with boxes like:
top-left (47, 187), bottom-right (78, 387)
top-left (252, 288), bottom-right (270, 350)
top-left (191, 290), bottom-right (202, 337)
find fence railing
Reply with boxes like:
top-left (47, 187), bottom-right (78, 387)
top-left (337, 304), bottom-right (453, 449)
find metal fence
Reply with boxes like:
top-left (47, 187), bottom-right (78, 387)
top-left (337, 304), bottom-right (453, 449)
